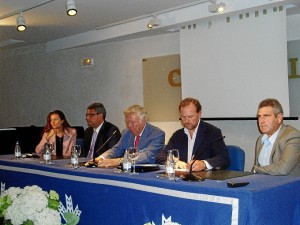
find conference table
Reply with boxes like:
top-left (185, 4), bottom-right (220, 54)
top-left (0, 155), bottom-right (300, 225)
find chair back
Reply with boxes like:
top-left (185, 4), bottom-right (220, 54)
top-left (226, 145), bottom-right (245, 171)
top-left (76, 138), bottom-right (84, 149)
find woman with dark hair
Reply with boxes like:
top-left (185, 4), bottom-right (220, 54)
top-left (35, 110), bottom-right (77, 157)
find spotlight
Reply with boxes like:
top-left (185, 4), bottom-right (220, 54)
top-left (16, 12), bottom-right (26, 32)
top-left (66, 0), bottom-right (77, 16)
top-left (208, 0), bottom-right (225, 13)
top-left (218, 2), bottom-right (225, 13)
top-left (147, 16), bottom-right (161, 29)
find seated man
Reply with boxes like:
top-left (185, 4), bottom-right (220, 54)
top-left (84, 103), bottom-right (121, 160)
top-left (156, 97), bottom-right (230, 171)
top-left (252, 98), bottom-right (300, 176)
top-left (96, 105), bottom-right (165, 167)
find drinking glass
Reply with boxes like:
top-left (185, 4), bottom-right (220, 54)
top-left (49, 143), bottom-right (55, 154)
top-left (128, 147), bottom-right (139, 174)
top-left (71, 145), bottom-right (81, 168)
top-left (72, 145), bottom-right (81, 157)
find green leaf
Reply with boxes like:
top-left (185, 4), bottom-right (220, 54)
top-left (49, 190), bottom-right (60, 201)
top-left (63, 212), bottom-right (79, 225)
top-left (23, 219), bottom-right (34, 225)
top-left (48, 198), bottom-right (60, 210)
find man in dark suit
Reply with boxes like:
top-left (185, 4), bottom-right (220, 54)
top-left (156, 97), bottom-right (230, 171)
top-left (84, 103), bottom-right (121, 159)
top-left (96, 105), bottom-right (165, 167)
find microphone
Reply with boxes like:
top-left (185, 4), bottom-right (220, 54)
top-left (93, 130), bottom-right (117, 161)
top-left (182, 136), bottom-right (225, 182)
top-left (85, 130), bottom-right (117, 167)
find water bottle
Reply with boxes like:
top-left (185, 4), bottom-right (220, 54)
top-left (14, 141), bottom-right (22, 159)
top-left (122, 150), bottom-right (132, 173)
top-left (43, 143), bottom-right (51, 164)
top-left (166, 150), bottom-right (175, 180)
top-left (71, 148), bottom-right (79, 168)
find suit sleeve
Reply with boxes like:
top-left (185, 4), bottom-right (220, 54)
top-left (100, 129), bottom-right (128, 159)
top-left (203, 129), bottom-right (230, 169)
top-left (136, 128), bottom-right (165, 164)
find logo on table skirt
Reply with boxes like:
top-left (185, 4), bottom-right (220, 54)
top-left (59, 194), bottom-right (82, 220)
top-left (144, 214), bottom-right (181, 225)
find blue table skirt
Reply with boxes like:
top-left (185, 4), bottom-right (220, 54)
top-left (0, 155), bottom-right (300, 225)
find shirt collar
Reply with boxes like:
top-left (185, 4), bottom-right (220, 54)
top-left (184, 119), bottom-right (201, 138)
top-left (137, 123), bottom-right (146, 137)
top-left (261, 124), bottom-right (282, 145)
top-left (94, 121), bottom-right (104, 134)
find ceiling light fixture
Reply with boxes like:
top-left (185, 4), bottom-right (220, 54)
top-left (147, 16), bottom-right (161, 29)
top-left (66, 0), bottom-right (77, 16)
top-left (16, 12), bottom-right (26, 32)
top-left (218, 2), bottom-right (225, 13)
top-left (208, 0), bottom-right (225, 13)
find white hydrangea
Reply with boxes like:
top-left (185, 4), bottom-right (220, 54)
top-left (1, 186), bottom-right (22, 201)
top-left (2, 185), bottom-right (61, 225)
top-left (34, 207), bottom-right (61, 225)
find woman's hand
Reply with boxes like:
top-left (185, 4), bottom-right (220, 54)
top-left (46, 129), bottom-right (55, 141)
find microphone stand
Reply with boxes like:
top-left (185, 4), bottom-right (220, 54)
top-left (93, 130), bottom-right (117, 162)
top-left (182, 159), bottom-right (204, 181)
top-left (182, 136), bottom-right (225, 182)
top-left (85, 130), bottom-right (117, 167)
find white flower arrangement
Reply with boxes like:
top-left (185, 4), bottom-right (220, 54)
top-left (0, 185), bottom-right (79, 225)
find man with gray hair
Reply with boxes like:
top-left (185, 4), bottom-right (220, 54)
top-left (84, 103), bottom-right (121, 159)
top-left (96, 104), bottom-right (165, 167)
top-left (253, 98), bottom-right (300, 176)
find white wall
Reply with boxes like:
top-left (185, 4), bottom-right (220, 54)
top-left (0, 33), bottom-right (180, 130)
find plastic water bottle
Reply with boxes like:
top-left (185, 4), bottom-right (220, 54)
top-left (166, 151), bottom-right (175, 180)
top-left (123, 150), bottom-right (132, 173)
top-left (43, 143), bottom-right (51, 164)
top-left (71, 149), bottom-right (79, 168)
top-left (14, 141), bottom-right (22, 159)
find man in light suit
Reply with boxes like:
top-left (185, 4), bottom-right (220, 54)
top-left (156, 97), bottom-right (230, 171)
top-left (96, 105), bottom-right (165, 167)
top-left (84, 103), bottom-right (121, 159)
top-left (252, 98), bottom-right (300, 176)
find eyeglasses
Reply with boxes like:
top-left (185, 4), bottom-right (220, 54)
top-left (85, 113), bottom-right (100, 117)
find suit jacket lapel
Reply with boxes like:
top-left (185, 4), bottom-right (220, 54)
top-left (192, 120), bottom-right (206, 156)
top-left (270, 124), bottom-right (286, 157)
top-left (136, 123), bottom-right (149, 150)
top-left (94, 121), bottom-right (107, 147)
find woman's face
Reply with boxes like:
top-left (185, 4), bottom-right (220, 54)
top-left (49, 114), bottom-right (64, 130)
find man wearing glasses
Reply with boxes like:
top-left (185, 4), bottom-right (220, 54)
top-left (84, 103), bottom-right (121, 159)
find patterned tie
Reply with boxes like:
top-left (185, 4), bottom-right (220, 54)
top-left (258, 138), bottom-right (272, 166)
top-left (87, 130), bottom-right (97, 159)
top-left (134, 135), bottom-right (140, 149)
